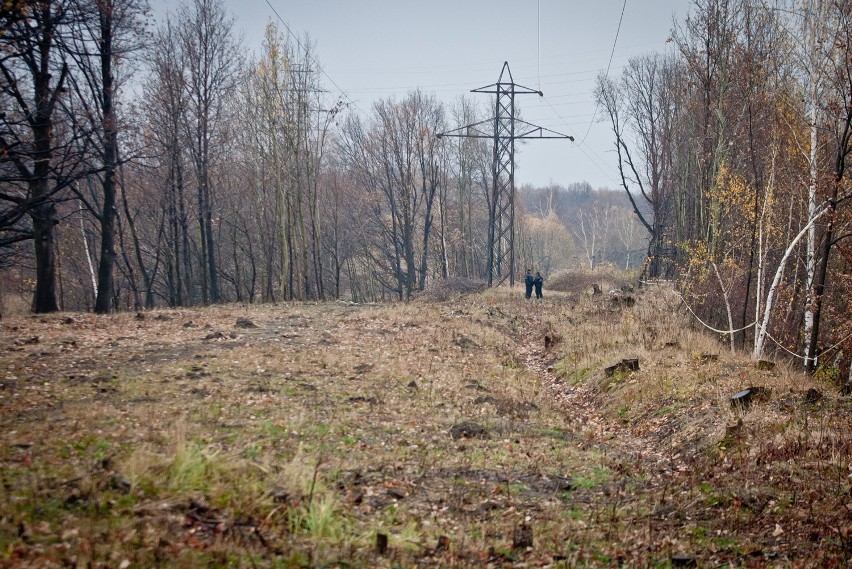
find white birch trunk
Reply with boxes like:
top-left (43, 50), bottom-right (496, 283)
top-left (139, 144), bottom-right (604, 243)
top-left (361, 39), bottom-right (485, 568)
top-left (753, 199), bottom-right (766, 356)
top-left (803, 107), bottom-right (818, 368)
top-left (712, 261), bottom-right (736, 354)
top-left (754, 207), bottom-right (829, 360)
top-left (803, 0), bottom-right (825, 369)
top-left (79, 200), bottom-right (97, 299)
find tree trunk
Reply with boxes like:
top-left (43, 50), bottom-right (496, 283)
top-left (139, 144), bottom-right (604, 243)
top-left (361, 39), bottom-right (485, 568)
top-left (803, 58), bottom-right (821, 368)
top-left (31, 200), bottom-right (59, 313)
top-left (805, 198), bottom-right (837, 372)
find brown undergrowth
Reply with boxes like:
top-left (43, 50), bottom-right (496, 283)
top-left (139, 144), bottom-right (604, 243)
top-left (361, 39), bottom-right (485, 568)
top-left (0, 285), bottom-right (849, 568)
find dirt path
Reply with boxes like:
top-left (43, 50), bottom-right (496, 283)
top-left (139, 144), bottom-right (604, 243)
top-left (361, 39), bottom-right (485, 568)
top-left (514, 300), bottom-right (655, 466)
top-left (505, 296), bottom-right (723, 563)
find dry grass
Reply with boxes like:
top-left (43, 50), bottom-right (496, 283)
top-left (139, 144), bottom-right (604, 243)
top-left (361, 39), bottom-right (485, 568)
top-left (0, 286), bottom-right (849, 567)
top-left (546, 265), bottom-right (637, 295)
top-left (0, 290), bottom-right (28, 320)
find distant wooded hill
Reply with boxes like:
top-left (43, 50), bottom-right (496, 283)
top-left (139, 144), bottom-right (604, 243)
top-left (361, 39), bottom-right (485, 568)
top-left (516, 182), bottom-right (649, 276)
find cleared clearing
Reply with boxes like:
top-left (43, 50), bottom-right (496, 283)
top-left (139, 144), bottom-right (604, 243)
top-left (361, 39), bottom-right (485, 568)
top-left (0, 285), bottom-right (849, 568)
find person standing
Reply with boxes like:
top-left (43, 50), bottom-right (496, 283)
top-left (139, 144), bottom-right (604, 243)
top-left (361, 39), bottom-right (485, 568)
top-left (524, 269), bottom-right (534, 299)
top-left (534, 272), bottom-right (543, 299)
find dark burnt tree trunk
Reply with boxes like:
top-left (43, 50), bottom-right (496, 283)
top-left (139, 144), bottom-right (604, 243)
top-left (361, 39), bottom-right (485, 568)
top-left (94, 0), bottom-right (118, 314)
top-left (0, 1), bottom-right (72, 313)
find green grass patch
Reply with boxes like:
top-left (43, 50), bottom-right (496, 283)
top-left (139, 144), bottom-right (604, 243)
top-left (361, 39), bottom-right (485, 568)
top-left (573, 466), bottom-right (612, 489)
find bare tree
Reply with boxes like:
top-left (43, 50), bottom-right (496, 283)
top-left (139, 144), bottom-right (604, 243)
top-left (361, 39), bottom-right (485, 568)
top-left (0, 0), bottom-right (78, 312)
top-left (65, 0), bottom-right (148, 313)
top-left (595, 52), bottom-right (681, 277)
top-left (178, 0), bottom-right (242, 304)
top-left (805, 0), bottom-right (852, 371)
top-left (144, 21), bottom-right (193, 307)
top-left (339, 91), bottom-right (448, 299)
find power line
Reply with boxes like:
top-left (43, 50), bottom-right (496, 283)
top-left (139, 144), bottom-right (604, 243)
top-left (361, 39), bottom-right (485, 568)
top-left (263, 0), bottom-right (618, 189)
top-left (319, 46), bottom-right (644, 76)
top-left (538, 0), bottom-right (541, 91)
top-left (262, 0), bottom-right (366, 116)
top-left (438, 62), bottom-right (573, 287)
top-left (577, 0), bottom-right (627, 146)
top-left (339, 66), bottom-right (628, 95)
top-left (540, 95), bottom-right (620, 187)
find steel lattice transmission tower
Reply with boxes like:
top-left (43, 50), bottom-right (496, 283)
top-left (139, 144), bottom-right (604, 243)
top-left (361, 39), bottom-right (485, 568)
top-left (438, 62), bottom-right (573, 287)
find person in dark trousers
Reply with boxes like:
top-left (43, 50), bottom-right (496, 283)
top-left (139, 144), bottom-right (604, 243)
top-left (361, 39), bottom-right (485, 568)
top-left (524, 269), bottom-right (534, 299)
top-left (534, 272), bottom-right (543, 299)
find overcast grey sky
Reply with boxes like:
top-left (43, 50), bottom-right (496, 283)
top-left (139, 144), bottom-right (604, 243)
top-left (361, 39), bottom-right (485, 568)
top-left (153, 0), bottom-right (692, 190)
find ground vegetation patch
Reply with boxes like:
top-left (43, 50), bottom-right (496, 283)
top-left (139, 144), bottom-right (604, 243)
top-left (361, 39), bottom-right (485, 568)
top-left (0, 288), bottom-right (849, 567)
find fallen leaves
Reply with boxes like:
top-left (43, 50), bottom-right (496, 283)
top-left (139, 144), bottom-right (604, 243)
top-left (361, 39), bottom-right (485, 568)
top-left (0, 293), bottom-right (848, 567)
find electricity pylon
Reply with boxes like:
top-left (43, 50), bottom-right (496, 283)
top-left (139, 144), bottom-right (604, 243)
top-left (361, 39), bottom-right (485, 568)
top-left (438, 62), bottom-right (573, 287)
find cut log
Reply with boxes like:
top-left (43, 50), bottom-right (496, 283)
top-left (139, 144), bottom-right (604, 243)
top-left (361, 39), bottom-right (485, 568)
top-left (731, 388), bottom-right (754, 409)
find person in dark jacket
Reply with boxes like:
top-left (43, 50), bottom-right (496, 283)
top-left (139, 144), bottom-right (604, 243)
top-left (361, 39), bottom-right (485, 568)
top-left (524, 269), bottom-right (534, 299)
top-left (534, 272), bottom-right (543, 299)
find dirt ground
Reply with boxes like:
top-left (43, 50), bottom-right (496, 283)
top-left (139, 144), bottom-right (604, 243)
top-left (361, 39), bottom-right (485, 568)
top-left (0, 285), bottom-right (850, 567)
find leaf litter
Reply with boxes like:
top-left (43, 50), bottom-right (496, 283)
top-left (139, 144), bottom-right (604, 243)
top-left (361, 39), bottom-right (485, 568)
top-left (0, 289), bottom-right (849, 567)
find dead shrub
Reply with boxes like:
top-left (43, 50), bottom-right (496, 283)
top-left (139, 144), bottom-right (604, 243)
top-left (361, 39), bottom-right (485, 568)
top-left (547, 266), bottom-right (638, 295)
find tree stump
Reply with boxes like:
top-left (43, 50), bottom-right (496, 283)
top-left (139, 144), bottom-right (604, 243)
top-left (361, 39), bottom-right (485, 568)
top-left (435, 535), bottom-right (450, 551)
top-left (803, 388), bottom-right (823, 404)
top-left (512, 522), bottom-right (533, 549)
top-left (449, 422), bottom-right (487, 439)
top-left (604, 359), bottom-right (640, 377)
top-left (609, 293), bottom-right (635, 307)
top-left (375, 532), bottom-right (388, 554)
top-left (235, 317), bottom-right (258, 329)
top-left (604, 363), bottom-right (622, 377)
top-left (731, 386), bottom-right (771, 410)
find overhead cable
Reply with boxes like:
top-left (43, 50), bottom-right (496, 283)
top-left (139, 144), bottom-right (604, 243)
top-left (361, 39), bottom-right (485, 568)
top-left (577, 0), bottom-right (627, 146)
top-left (262, 0), bottom-right (365, 115)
